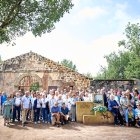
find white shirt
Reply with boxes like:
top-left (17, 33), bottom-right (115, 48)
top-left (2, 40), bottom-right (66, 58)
top-left (49, 98), bottom-right (57, 109)
top-left (83, 96), bottom-right (91, 102)
top-left (37, 99), bottom-right (41, 108)
top-left (41, 98), bottom-right (48, 108)
top-left (15, 97), bottom-right (21, 106)
top-left (57, 99), bottom-right (63, 107)
top-left (22, 95), bottom-right (30, 109)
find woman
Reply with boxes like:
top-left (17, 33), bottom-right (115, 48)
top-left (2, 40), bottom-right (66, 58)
top-left (135, 101), bottom-right (140, 128)
top-left (120, 92), bottom-right (129, 116)
top-left (3, 95), bottom-right (13, 126)
top-left (125, 104), bottom-right (135, 127)
top-left (108, 94), bottom-right (124, 126)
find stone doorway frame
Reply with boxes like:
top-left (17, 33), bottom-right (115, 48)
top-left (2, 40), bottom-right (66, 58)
top-left (15, 73), bottom-right (42, 92)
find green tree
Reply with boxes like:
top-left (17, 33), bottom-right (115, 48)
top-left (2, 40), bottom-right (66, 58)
top-left (104, 51), bottom-right (130, 79)
top-left (0, 55), bottom-right (2, 64)
top-left (95, 23), bottom-right (140, 80)
top-left (119, 23), bottom-right (140, 79)
top-left (30, 82), bottom-right (39, 92)
top-left (59, 59), bottom-right (77, 71)
top-left (0, 0), bottom-right (73, 44)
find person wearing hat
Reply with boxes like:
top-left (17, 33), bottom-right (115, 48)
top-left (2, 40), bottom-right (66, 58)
top-left (125, 104), bottom-right (135, 127)
top-left (135, 101), bottom-right (140, 128)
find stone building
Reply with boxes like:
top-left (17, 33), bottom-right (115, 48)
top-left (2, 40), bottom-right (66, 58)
top-left (0, 51), bottom-right (90, 93)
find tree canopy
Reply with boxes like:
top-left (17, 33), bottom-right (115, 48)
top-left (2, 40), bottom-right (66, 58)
top-left (0, 0), bottom-right (73, 44)
top-left (59, 59), bottom-right (77, 71)
top-left (96, 23), bottom-right (140, 79)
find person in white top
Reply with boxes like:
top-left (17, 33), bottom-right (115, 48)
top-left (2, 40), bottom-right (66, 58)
top-left (33, 94), bottom-right (41, 124)
top-left (57, 95), bottom-right (63, 107)
top-left (21, 91), bottom-right (30, 127)
top-left (41, 94), bottom-right (48, 123)
top-left (13, 92), bottom-right (22, 122)
top-left (55, 91), bottom-right (59, 100)
top-left (83, 92), bottom-right (91, 102)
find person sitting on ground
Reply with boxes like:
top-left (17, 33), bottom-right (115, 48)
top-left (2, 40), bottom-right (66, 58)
top-left (51, 102), bottom-right (61, 127)
top-left (125, 104), bottom-right (135, 127)
top-left (135, 101), bottom-right (140, 128)
top-left (60, 102), bottom-right (70, 125)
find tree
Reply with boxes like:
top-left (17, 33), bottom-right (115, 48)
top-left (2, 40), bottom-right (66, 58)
top-left (104, 51), bottom-right (130, 79)
top-left (0, 0), bottom-right (73, 44)
top-left (0, 55), bottom-right (2, 64)
top-left (83, 72), bottom-right (93, 79)
top-left (59, 59), bottom-right (77, 71)
top-left (119, 23), bottom-right (140, 79)
top-left (118, 22), bottom-right (140, 57)
top-left (96, 23), bottom-right (140, 79)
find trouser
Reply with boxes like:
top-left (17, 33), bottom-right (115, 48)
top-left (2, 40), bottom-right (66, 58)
top-left (22, 109), bottom-right (28, 124)
top-left (48, 112), bottom-right (52, 123)
top-left (13, 106), bottom-right (21, 121)
top-left (71, 106), bottom-right (76, 121)
top-left (113, 111), bottom-right (124, 125)
top-left (128, 118), bottom-right (135, 126)
top-left (60, 115), bottom-right (70, 124)
top-left (42, 108), bottom-right (49, 122)
top-left (34, 108), bottom-right (40, 122)
top-left (0, 105), bottom-right (2, 115)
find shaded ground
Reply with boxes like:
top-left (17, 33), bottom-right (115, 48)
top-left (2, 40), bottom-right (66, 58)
top-left (0, 116), bottom-right (140, 140)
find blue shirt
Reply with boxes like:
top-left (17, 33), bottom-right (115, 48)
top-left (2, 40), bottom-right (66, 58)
top-left (108, 100), bottom-right (119, 113)
top-left (61, 107), bottom-right (69, 115)
top-left (1, 95), bottom-right (7, 105)
top-left (51, 106), bottom-right (61, 113)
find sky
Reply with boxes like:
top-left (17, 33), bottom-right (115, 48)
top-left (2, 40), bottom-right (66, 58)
top-left (0, 0), bottom-right (140, 76)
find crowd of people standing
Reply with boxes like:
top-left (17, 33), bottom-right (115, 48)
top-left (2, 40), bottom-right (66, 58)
top-left (0, 88), bottom-right (93, 127)
top-left (0, 87), bottom-right (140, 128)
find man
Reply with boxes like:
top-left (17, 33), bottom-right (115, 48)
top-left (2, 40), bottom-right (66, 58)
top-left (13, 92), bottom-right (22, 122)
top-left (51, 102), bottom-right (61, 127)
top-left (33, 94), bottom-right (41, 124)
top-left (21, 91), bottom-right (30, 127)
top-left (60, 102), bottom-right (70, 124)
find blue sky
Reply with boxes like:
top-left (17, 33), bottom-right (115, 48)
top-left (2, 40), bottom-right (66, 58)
top-left (0, 0), bottom-right (140, 76)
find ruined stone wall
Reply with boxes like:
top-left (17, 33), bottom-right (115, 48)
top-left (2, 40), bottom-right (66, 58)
top-left (0, 52), bottom-right (90, 93)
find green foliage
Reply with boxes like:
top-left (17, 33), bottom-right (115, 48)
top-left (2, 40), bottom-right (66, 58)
top-left (92, 105), bottom-right (107, 113)
top-left (96, 23), bottom-right (140, 80)
top-left (30, 82), bottom-right (39, 92)
top-left (0, 0), bottom-right (73, 44)
top-left (59, 59), bottom-right (77, 71)
top-left (0, 56), bottom-right (2, 64)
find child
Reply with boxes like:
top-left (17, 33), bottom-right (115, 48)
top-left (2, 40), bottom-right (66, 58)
top-left (3, 95), bottom-right (13, 126)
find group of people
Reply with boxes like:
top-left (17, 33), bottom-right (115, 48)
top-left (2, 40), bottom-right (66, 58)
top-left (101, 87), bottom-right (140, 127)
top-left (0, 87), bottom-right (140, 128)
top-left (0, 88), bottom-right (93, 127)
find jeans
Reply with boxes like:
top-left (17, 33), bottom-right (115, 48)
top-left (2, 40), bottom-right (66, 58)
top-left (71, 106), bottom-right (76, 121)
top-left (42, 108), bottom-right (49, 122)
top-left (34, 108), bottom-right (40, 122)
top-left (13, 106), bottom-right (21, 121)
top-left (112, 110), bottom-right (123, 125)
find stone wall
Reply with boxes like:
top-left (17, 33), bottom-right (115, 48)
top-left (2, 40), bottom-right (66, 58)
top-left (0, 52), bottom-right (90, 93)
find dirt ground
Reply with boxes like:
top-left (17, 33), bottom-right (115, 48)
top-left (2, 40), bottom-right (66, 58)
top-left (0, 116), bottom-right (140, 140)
